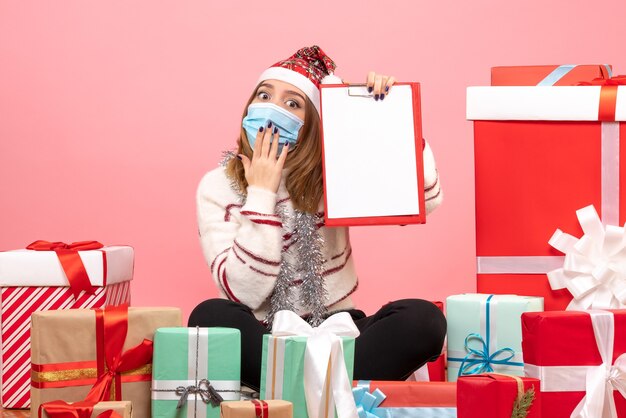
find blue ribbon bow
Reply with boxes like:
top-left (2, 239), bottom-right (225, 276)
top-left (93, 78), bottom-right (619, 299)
top-left (450, 295), bottom-right (524, 378)
top-left (353, 386), bottom-right (386, 418)
top-left (457, 333), bottom-right (518, 376)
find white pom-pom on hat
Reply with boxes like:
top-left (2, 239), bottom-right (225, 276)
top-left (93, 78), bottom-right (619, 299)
top-left (321, 73), bottom-right (343, 85)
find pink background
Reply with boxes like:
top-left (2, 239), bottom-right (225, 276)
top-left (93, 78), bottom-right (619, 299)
top-left (2, 0), bottom-right (625, 322)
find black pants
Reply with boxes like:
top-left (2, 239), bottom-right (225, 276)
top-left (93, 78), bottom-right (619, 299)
top-left (188, 298), bottom-right (446, 390)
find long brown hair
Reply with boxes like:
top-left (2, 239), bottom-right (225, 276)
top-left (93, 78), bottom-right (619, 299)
top-left (225, 84), bottom-right (323, 213)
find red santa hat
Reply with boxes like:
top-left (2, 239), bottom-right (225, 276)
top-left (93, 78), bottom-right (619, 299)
top-left (256, 45), bottom-right (342, 115)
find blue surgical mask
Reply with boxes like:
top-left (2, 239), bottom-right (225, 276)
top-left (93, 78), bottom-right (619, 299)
top-left (242, 103), bottom-right (304, 150)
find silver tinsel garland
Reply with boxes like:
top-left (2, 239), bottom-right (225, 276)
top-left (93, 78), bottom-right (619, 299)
top-left (293, 210), bottom-right (328, 326)
top-left (265, 200), bottom-right (297, 321)
top-left (220, 151), bottom-right (328, 327)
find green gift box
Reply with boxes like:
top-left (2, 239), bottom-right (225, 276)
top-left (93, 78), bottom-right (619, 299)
top-left (260, 317), bottom-right (356, 418)
top-left (446, 293), bottom-right (543, 382)
top-left (151, 327), bottom-right (241, 418)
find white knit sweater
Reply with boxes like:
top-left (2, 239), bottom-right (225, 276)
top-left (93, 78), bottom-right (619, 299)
top-left (196, 141), bottom-right (442, 321)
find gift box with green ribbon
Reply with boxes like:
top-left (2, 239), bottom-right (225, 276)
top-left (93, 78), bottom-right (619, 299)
top-left (446, 294), bottom-right (543, 382)
top-left (260, 311), bottom-right (358, 418)
top-left (151, 327), bottom-right (241, 418)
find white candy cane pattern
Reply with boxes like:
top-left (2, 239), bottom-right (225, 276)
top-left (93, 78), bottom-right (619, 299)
top-left (0, 281), bottom-right (131, 408)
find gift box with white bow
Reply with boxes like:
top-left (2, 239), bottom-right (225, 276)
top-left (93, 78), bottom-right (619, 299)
top-left (151, 327), bottom-right (241, 418)
top-left (260, 311), bottom-right (358, 418)
top-left (522, 309), bottom-right (626, 417)
top-left (547, 205), bottom-right (626, 310)
top-left (446, 294), bottom-right (543, 382)
top-left (468, 69), bottom-right (626, 310)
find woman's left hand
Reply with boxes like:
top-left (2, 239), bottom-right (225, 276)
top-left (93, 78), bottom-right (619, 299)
top-left (366, 71), bottom-right (395, 101)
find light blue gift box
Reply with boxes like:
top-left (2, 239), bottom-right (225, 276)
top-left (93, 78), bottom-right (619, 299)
top-left (446, 293), bottom-right (543, 382)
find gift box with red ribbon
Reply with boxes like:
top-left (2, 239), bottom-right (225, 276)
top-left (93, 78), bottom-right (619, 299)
top-left (29, 305), bottom-right (181, 418)
top-left (353, 380), bottom-right (457, 417)
top-left (39, 400), bottom-right (132, 418)
top-left (0, 241), bottom-right (134, 409)
top-left (522, 310), bottom-right (626, 417)
top-left (468, 66), bottom-right (626, 310)
top-left (220, 400), bottom-right (293, 418)
top-left (491, 64), bottom-right (612, 86)
top-left (457, 373), bottom-right (541, 418)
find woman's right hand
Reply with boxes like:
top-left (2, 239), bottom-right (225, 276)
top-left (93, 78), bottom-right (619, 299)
top-left (239, 123), bottom-right (289, 193)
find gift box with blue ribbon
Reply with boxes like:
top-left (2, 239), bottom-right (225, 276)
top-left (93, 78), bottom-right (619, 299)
top-left (446, 294), bottom-right (543, 382)
top-left (353, 381), bottom-right (457, 418)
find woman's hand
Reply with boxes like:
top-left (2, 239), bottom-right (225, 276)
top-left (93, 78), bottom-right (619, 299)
top-left (366, 71), bottom-right (396, 101)
top-left (239, 123), bottom-right (289, 193)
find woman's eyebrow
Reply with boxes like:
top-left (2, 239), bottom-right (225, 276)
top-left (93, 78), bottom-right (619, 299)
top-left (285, 90), bottom-right (305, 101)
top-left (258, 83), bottom-right (305, 101)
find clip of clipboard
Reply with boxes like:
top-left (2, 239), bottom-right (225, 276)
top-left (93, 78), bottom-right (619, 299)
top-left (319, 82), bottom-right (426, 227)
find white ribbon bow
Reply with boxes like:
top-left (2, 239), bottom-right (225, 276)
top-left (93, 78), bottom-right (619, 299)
top-left (570, 311), bottom-right (626, 418)
top-left (272, 310), bottom-right (360, 418)
top-left (547, 205), bottom-right (626, 310)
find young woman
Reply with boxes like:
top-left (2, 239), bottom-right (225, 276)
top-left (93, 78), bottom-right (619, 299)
top-left (189, 45), bottom-right (445, 390)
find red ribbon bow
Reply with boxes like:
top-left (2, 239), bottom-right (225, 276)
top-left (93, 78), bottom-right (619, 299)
top-left (26, 240), bottom-right (105, 299)
top-left (84, 304), bottom-right (154, 404)
top-left (39, 400), bottom-right (123, 418)
top-left (577, 75), bottom-right (626, 121)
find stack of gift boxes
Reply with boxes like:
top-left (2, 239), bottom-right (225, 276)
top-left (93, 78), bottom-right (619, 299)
top-left (0, 64), bottom-right (625, 417)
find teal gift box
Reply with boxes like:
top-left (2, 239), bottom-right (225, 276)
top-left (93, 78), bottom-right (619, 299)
top-left (151, 327), bottom-right (241, 418)
top-left (446, 293), bottom-right (543, 382)
top-left (260, 334), bottom-right (355, 418)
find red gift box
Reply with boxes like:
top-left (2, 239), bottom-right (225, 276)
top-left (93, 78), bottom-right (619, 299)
top-left (522, 310), bottom-right (626, 417)
top-left (457, 373), bottom-right (541, 418)
top-left (0, 243), bottom-right (133, 409)
top-left (354, 381), bottom-right (456, 412)
top-left (491, 64), bottom-right (612, 86)
top-left (469, 70), bottom-right (626, 310)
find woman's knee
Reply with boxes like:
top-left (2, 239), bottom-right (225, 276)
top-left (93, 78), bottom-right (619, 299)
top-left (188, 298), bottom-right (252, 326)
top-left (390, 299), bottom-right (447, 355)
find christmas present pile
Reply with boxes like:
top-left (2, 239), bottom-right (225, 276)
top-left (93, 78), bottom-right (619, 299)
top-left (462, 63), bottom-right (626, 417)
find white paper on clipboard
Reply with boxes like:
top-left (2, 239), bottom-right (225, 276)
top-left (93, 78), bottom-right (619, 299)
top-left (321, 84), bottom-right (421, 219)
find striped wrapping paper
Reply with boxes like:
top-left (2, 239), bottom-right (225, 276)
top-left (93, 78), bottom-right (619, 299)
top-left (1, 281), bottom-right (131, 409)
top-left (0, 244), bottom-right (134, 409)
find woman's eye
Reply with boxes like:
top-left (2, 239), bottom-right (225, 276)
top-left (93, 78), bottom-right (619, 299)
top-left (257, 92), bottom-right (270, 100)
top-left (286, 100), bottom-right (300, 108)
